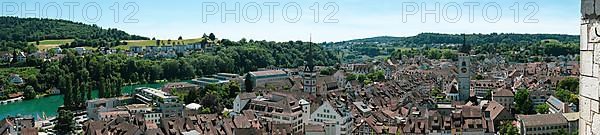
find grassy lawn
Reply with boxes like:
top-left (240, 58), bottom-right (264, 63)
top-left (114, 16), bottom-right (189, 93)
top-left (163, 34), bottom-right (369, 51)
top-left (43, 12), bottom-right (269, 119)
top-left (29, 39), bottom-right (74, 50)
top-left (541, 39), bottom-right (560, 43)
top-left (82, 46), bottom-right (98, 51)
top-left (0, 67), bottom-right (39, 80)
top-left (30, 38), bottom-right (205, 51)
top-left (392, 47), bottom-right (415, 50)
top-left (112, 38), bottom-right (205, 50)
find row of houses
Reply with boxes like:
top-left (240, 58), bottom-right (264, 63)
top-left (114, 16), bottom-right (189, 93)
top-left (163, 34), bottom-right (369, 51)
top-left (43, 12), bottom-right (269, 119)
top-left (130, 44), bottom-right (206, 53)
top-left (1, 47), bottom-right (89, 63)
top-left (0, 51), bottom-right (26, 62)
top-left (382, 53), bottom-right (580, 134)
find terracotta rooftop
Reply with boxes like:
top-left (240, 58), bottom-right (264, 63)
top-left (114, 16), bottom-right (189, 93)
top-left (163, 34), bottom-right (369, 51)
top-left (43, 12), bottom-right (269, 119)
top-left (518, 113), bottom-right (567, 127)
top-left (249, 70), bottom-right (287, 77)
top-left (493, 89), bottom-right (514, 97)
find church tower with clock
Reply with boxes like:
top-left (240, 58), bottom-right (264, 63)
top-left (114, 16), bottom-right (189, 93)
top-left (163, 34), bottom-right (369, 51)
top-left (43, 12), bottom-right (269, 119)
top-left (457, 34), bottom-right (471, 101)
top-left (457, 53), bottom-right (471, 101)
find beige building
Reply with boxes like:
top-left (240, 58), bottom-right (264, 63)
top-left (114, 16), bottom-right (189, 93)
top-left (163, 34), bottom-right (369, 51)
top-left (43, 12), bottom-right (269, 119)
top-left (517, 113), bottom-right (568, 135)
top-left (492, 88), bottom-right (514, 110)
top-left (562, 112), bottom-right (579, 134)
top-left (470, 80), bottom-right (502, 98)
top-left (247, 70), bottom-right (289, 88)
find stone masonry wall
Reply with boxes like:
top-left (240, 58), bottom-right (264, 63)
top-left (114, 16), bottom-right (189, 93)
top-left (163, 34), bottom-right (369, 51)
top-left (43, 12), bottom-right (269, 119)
top-left (581, 0), bottom-right (600, 134)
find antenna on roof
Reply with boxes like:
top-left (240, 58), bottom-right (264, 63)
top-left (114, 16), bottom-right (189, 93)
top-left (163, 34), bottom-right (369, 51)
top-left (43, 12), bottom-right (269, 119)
top-left (309, 33), bottom-right (313, 51)
top-left (308, 33), bottom-right (313, 55)
top-left (306, 33), bottom-right (315, 71)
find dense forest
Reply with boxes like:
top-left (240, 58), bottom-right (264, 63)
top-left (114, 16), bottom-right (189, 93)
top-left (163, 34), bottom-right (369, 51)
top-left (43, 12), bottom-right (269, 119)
top-left (326, 33), bottom-right (579, 62)
top-left (345, 33), bottom-right (579, 46)
top-left (389, 40), bottom-right (578, 62)
top-left (0, 17), bottom-right (148, 51)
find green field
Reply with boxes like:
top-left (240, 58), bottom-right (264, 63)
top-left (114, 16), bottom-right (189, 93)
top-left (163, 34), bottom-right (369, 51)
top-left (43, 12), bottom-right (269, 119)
top-left (30, 39), bottom-right (74, 50)
top-left (29, 38), bottom-right (205, 51)
top-left (112, 38), bottom-right (205, 50)
top-left (541, 39), bottom-right (560, 43)
top-left (391, 47), bottom-right (415, 51)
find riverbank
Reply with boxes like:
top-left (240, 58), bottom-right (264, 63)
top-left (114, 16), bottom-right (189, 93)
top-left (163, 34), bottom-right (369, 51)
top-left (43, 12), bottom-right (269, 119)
top-left (0, 82), bottom-right (168, 120)
top-left (0, 96), bottom-right (23, 105)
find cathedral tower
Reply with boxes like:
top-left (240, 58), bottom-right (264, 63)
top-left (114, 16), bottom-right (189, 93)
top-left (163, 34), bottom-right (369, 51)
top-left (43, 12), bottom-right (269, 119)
top-left (303, 35), bottom-right (317, 95)
top-left (457, 53), bottom-right (471, 101)
top-left (457, 34), bottom-right (471, 101)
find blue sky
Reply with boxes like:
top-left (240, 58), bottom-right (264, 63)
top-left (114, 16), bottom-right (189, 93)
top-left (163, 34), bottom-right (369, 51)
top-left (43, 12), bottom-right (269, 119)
top-left (1, 0), bottom-right (580, 42)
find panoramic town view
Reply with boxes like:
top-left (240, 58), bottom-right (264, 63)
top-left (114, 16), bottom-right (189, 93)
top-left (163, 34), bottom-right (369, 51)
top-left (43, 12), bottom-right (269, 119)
top-left (0, 0), bottom-right (593, 135)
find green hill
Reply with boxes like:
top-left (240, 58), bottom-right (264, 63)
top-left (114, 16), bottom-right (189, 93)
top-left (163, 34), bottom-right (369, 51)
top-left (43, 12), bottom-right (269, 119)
top-left (0, 16), bottom-right (147, 42)
top-left (346, 33), bottom-right (579, 46)
top-left (0, 17), bottom-right (148, 51)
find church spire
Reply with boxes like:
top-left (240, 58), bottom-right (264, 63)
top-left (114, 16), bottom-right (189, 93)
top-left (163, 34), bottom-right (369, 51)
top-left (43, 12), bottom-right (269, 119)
top-left (459, 34), bottom-right (471, 54)
top-left (303, 34), bottom-right (317, 95)
top-left (306, 34), bottom-right (315, 72)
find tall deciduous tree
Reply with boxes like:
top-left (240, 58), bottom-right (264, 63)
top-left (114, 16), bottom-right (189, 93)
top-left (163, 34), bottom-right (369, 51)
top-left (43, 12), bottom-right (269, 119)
top-left (149, 64), bottom-right (163, 82)
top-left (23, 85), bottom-right (36, 100)
top-left (54, 109), bottom-right (75, 134)
top-left (245, 75), bottom-right (253, 92)
top-left (557, 77), bottom-right (579, 93)
top-left (209, 33), bottom-right (216, 41)
top-left (184, 89), bottom-right (199, 104)
top-left (515, 89), bottom-right (533, 114)
top-left (179, 61), bottom-right (195, 79)
top-left (535, 104), bottom-right (549, 114)
top-left (498, 122), bottom-right (518, 135)
top-left (228, 82), bottom-right (241, 98)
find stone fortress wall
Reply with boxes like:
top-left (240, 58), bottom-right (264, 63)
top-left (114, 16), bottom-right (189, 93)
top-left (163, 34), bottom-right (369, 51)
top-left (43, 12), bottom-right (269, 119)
top-left (581, 0), bottom-right (600, 134)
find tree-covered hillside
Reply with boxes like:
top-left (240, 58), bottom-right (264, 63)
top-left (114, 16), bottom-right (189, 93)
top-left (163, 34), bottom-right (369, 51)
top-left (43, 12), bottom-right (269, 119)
top-left (0, 17), bottom-right (148, 51)
top-left (0, 17), bottom-right (147, 42)
top-left (346, 33), bottom-right (579, 46)
top-left (346, 36), bottom-right (404, 43)
top-left (326, 33), bottom-right (579, 63)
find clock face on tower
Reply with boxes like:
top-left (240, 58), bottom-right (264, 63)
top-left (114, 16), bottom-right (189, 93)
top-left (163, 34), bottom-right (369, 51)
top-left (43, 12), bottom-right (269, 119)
top-left (461, 68), bottom-right (467, 73)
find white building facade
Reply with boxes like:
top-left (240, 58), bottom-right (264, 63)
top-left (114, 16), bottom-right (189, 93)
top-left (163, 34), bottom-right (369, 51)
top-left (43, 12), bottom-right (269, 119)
top-left (310, 101), bottom-right (353, 135)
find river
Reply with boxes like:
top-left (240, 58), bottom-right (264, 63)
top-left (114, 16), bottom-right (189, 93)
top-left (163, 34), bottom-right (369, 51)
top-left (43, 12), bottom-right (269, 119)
top-left (0, 82), bottom-right (167, 120)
